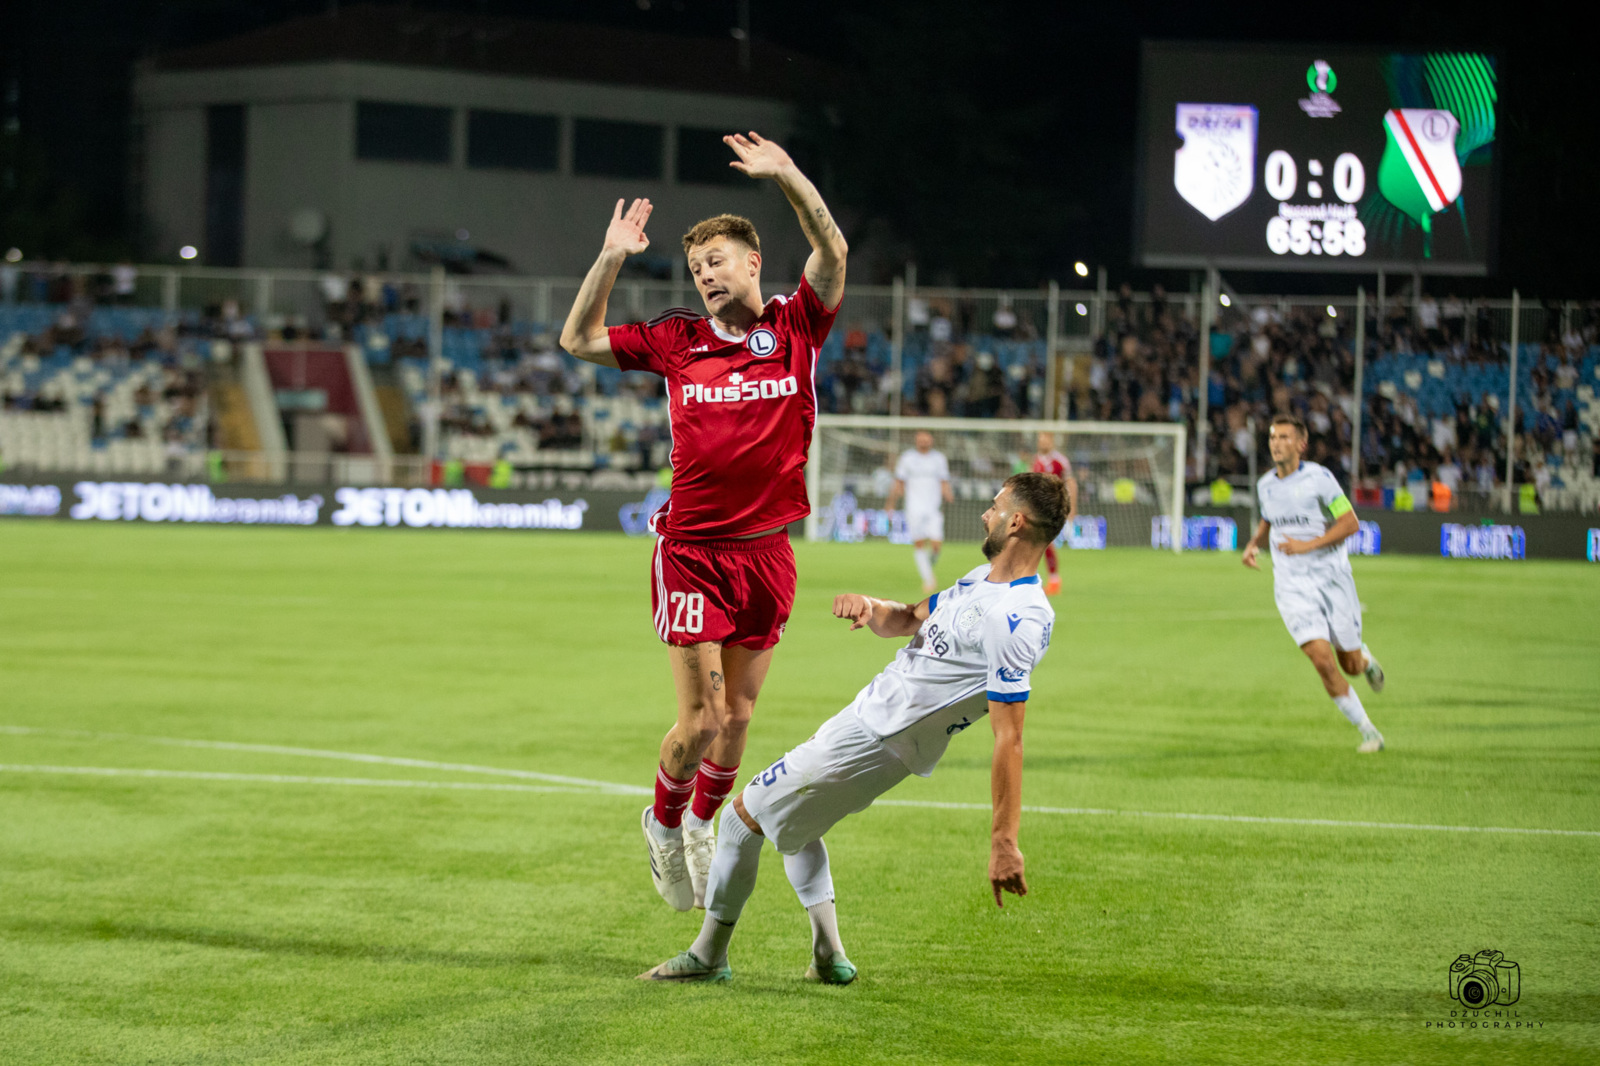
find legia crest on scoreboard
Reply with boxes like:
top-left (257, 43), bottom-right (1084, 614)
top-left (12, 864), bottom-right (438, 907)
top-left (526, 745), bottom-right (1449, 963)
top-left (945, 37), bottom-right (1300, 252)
top-left (1377, 109), bottom-right (1462, 256)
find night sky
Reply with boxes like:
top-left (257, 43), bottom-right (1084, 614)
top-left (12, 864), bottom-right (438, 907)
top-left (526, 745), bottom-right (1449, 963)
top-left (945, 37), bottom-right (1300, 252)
top-left (3, 0), bottom-right (1594, 295)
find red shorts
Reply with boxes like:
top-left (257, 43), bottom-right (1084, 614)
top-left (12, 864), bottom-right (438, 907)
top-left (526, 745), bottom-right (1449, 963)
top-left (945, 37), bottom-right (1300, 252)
top-left (650, 531), bottom-right (796, 650)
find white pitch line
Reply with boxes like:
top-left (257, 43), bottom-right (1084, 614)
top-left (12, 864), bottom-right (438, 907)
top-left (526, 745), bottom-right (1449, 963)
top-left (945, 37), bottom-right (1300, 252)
top-left (0, 725), bottom-right (650, 795)
top-left (875, 799), bottom-right (1600, 838)
top-left (5, 725), bottom-right (1595, 839)
top-left (0, 764), bottom-right (618, 795)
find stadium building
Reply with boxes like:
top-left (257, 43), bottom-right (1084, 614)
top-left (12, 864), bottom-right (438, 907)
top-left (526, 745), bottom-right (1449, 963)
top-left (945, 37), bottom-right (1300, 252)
top-left (132, 4), bottom-right (820, 278)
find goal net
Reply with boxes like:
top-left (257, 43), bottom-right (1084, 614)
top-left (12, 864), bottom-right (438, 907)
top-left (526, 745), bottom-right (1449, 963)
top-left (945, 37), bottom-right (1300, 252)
top-left (806, 416), bottom-right (1186, 552)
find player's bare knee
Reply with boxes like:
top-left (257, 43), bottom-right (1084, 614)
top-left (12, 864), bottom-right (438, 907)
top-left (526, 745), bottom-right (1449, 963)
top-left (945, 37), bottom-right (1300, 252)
top-left (688, 701), bottom-right (727, 748)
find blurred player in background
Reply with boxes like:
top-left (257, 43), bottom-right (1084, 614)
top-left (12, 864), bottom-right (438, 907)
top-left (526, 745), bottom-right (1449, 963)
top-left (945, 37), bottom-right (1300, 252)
top-left (886, 430), bottom-right (953, 593)
top-left (560, 132), bottom-right (846, 911)
top-left (1031, 432), bottom-right (1078, 596)
top-left (639, 473), bottom-right (1064, 985)
top-left (1242, 415), bottom-right (1387, 753)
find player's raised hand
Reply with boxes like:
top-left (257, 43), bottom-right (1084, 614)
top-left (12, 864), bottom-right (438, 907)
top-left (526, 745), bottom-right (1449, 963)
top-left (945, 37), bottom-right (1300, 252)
top-left (988, 841), bottom-right (1028, 908)
top-left (832, 593), bottom-right (876, 630)
top-left (602, 198), bottom-right (652, 256)
top-left (724, 132), bottom-right (795, 180)
top-left (1242, 543), bottom-right (1261, 569)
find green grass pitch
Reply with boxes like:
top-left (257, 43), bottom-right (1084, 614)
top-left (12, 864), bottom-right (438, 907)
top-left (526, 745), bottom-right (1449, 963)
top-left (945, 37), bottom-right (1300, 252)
top-left (1, 521), bottom-right (1597, 1065)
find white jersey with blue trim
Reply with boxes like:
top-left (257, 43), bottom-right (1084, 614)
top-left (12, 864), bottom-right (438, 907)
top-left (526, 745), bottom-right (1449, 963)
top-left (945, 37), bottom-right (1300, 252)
top-left (1256, 460), bottom-right (1353, 582)
top-left (848, 564), bottom-right (1054, 776)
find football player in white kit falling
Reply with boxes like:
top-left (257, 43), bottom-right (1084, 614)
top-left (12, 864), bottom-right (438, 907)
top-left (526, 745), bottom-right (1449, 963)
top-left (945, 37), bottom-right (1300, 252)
top-left (1242, 414), bottom-right (1387, 753)
top-left (886, 430), bottom-right (954, 593)
top-left (639, 471), bottom-right (1064, 984)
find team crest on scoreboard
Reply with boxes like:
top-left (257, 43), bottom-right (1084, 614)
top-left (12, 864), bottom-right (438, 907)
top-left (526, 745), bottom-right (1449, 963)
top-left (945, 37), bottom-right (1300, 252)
top-left (746, 328), bottom-right (778, 357)
top-left (1173, 103), bottom-right (1257, 221)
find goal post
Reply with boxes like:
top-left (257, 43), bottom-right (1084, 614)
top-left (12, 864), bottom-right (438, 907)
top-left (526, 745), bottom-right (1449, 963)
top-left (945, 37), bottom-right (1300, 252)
top-left (806, 416), bottom-right (1187, 552)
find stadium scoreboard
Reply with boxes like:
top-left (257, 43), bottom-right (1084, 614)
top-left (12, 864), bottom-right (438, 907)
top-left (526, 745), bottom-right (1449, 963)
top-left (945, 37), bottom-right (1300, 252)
top-left (1136, 42), bottom-right (1499, 274)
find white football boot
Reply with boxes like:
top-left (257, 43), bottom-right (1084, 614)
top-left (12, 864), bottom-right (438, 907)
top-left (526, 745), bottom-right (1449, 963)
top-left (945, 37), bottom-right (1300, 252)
top-left (641, 806), bottom-right (694, 912)
top-left (1357, 728), bottom-right (1386, 754)
top-left (682, 813), bottom-right (717, 910)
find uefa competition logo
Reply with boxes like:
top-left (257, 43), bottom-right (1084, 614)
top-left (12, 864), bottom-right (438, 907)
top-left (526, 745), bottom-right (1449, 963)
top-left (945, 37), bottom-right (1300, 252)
top-left (1299, 59), bottom-right (1342, 118)
top-left (1173, 104), bottom-right (1257, 221)
top-left (746, 327), bottom-right (778, 357)
top-left (1426, 948), bottom-right (1542, 1031)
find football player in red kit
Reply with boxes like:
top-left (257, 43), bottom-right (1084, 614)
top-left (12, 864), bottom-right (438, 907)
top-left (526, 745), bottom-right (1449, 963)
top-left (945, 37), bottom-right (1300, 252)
top-left (1031, 432), bottom-right (1079, 595)
top-left (560, 132), bottom-right (846, 912)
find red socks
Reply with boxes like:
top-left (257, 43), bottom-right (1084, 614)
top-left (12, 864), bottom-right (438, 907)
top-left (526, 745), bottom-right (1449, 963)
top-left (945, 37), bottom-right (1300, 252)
top-left (654, 759), bottom-right (742, 828)
top-left (653, 765), bottom-right (695, 829)
top-left (690, 759), bottom-right (741, 822)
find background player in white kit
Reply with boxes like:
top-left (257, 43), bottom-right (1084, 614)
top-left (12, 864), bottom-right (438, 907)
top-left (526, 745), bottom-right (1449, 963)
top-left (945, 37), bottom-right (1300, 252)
top-left (1242, 415), bottom-right (1387, 753)
top-left (639, 472), bottom-right (1065, 984)
top-left (886, 430), bottom-right (954, 593)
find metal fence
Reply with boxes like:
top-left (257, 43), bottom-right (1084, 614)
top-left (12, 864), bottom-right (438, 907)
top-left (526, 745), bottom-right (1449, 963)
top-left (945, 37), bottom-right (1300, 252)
top-left (4, 259), bottom-right (1597, 514)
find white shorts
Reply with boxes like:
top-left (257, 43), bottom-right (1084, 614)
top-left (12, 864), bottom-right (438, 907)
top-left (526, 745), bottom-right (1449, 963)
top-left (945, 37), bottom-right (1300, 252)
top-left (906, 508), bottom-right (944, 543)
top-left (1274, 569), bottom-right (1363, 651)
top-left (740, 709), bottom-right (910, 854)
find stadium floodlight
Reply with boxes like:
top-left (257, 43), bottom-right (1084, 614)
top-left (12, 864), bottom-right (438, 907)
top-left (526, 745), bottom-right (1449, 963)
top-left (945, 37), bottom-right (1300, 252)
top-left (1074, 261), bottom-right (1089, 277)
top-left (4, 247), bottom-right (20, 263)
top-left (807, 416), bottom-right (1186, 552)
top-left (179, 245), bottom-right (198, 260)
top-left (1327, 305), bottom-right (1337, 317)
top-left (1075, 302), bottom-right (1089, 316)
top-left (1219, 293), bottom-right (1231, 307)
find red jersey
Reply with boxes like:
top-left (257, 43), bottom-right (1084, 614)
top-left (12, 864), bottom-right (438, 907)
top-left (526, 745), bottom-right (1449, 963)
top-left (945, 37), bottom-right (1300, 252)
top-left (608, 277), bottom-right (837, 540)
top-left (1032, 450), bottom-right (1072, 478)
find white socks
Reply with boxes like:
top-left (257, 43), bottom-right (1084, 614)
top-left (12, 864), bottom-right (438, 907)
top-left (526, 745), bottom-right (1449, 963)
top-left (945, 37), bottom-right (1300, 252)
top-left (805, 900), bottom-right (845, 962)
top-left (692, 806), bottom-right (763, 966)
top-left (913, 548), bottom-right (935, 587)
top-left (1333, 689), bottom-right (1374, 732)
top-left (783, 840), bottom-right (844, 961)
top-left (702, 804), bottom-right (762, 924)
top-left (690, 808), bottom-right (846, 967)
top-left (782, 839), bottom-right (834, 909)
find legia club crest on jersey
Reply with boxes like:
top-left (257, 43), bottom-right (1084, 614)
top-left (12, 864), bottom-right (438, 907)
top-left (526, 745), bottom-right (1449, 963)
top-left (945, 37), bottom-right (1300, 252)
top-left (1173, 104), bottom-right (1258, 221)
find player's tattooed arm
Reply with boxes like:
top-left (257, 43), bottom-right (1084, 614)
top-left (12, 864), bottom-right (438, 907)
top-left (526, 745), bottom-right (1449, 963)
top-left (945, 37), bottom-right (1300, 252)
top-left (987, 700), bottom-right (1028, 908)
top-left (1241, 519), bottom-right (1271, 569)
top-left (831, 593), bottom-right (928, 637)
top-left (723, 132), bottom-right (847, 310)
top-left (559, 197), bottom-right (653, 367)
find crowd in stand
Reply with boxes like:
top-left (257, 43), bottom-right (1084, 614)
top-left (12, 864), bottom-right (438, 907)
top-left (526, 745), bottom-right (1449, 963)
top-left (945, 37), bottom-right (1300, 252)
top-left (1093, 283), bottom-right (1600, 503)
top-left (0, 300), bottom-right (215, 458)
top-left (4, 261), bottom-right (1598, 508)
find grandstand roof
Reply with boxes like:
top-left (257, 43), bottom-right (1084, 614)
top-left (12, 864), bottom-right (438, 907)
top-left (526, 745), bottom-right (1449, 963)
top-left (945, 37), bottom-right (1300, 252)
top-left (149, 3), bottom-right (831, 103)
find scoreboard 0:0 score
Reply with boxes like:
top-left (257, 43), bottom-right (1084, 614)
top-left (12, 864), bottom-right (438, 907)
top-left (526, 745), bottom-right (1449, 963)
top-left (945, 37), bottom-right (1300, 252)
top-left (1262, 149), bottom-right (1368, 258)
